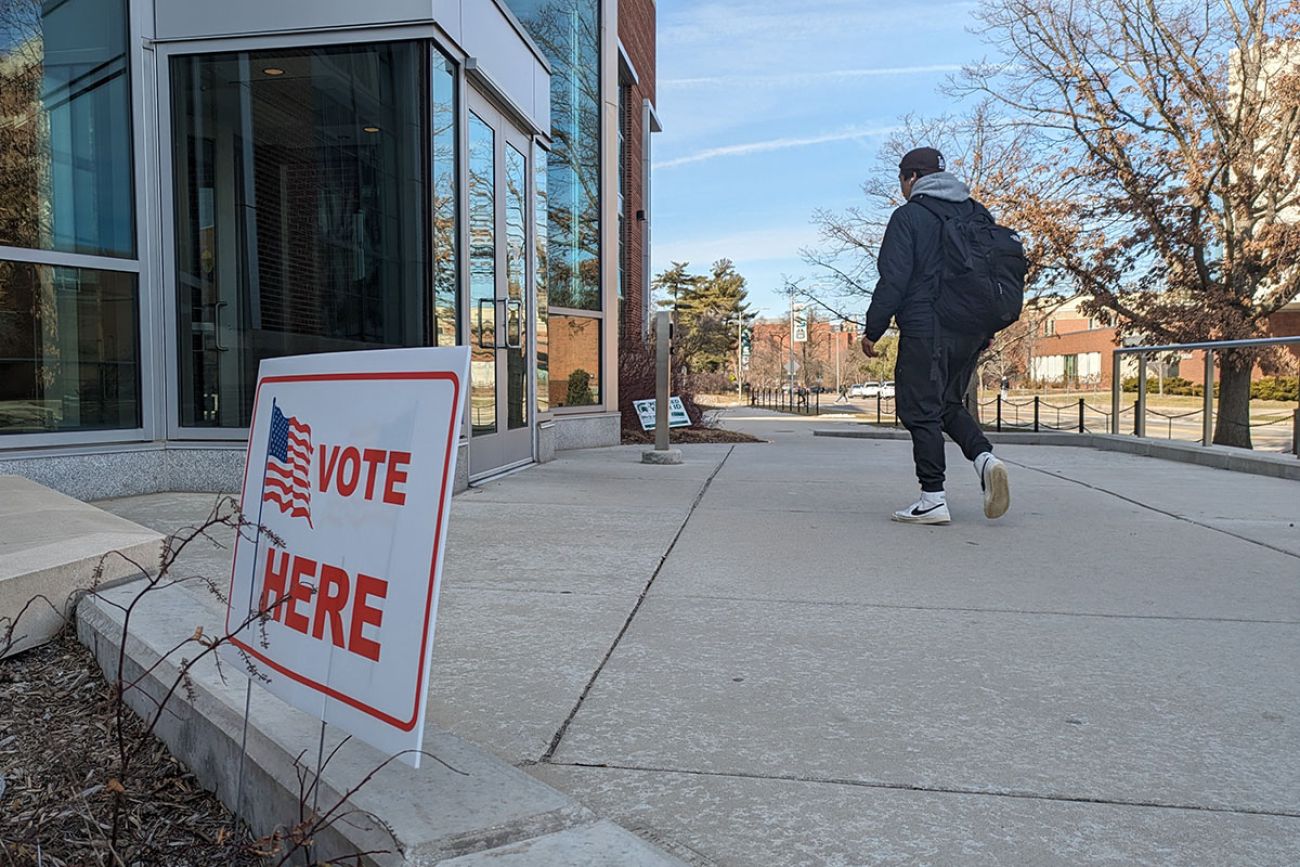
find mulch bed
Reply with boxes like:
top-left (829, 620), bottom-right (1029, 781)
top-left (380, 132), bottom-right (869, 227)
top-left (0, 629), bottom-right (260, 866)
top-left (620, 427), bottom-right (765, 445)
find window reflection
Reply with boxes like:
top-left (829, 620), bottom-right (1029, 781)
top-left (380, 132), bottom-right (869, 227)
top-left (172, 43), bottom-right (426, 428)
top-left (505, 144), bottom-right (528, 430)
top-left (0, 0), bottom-right (135, 257)
top-left (534, 143), bottom-right (549, 413)
top-left (500, 0), bottom-right (601, 312)
top-left (468, 112), bottom-right (496, 435)
top-left (432, 51), bottom-right (458, 347)
top-left (548, 314), bottom-right (600, 408)
top-left (0, 261), bottom-right (139, 433)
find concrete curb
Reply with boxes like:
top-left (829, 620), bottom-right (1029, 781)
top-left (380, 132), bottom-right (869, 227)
top-left (813, 427), bottom-right (1300, 481)
top-left (75, 580), bottom-right (688, 866)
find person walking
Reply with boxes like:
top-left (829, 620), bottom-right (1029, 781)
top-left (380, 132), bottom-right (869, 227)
top-left (861, 147), bottom-right (1017, 525)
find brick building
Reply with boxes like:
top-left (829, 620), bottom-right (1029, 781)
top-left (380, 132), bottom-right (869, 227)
top-left (1028, 295), bottom-right (1300, 388)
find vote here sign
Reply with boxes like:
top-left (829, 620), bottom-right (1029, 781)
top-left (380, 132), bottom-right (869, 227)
top-left (223, 347), bottom-right (469, 766)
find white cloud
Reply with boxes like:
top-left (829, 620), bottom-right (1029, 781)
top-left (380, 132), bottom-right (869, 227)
top-left (654, 125), bottom-right (899, 170)
top-left (663, 64), bottom-right (965, 90)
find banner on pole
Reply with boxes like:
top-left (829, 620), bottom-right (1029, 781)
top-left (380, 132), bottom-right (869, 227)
top-left (222, 347), bottom-right (469, 767)
top-left (792, 305), bottom-right (808, 343)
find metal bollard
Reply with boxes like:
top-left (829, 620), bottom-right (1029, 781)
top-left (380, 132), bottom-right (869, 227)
top-left (1078, 398), bottom-right (1085, 433)
top-left (1033, 396), bottom-right (1040, 432)
top-left (996, 395), bottom-right (1003, 433)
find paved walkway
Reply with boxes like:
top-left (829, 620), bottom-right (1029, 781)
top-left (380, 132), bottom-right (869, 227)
top-left (99, 411), bottom-right (1300, 865)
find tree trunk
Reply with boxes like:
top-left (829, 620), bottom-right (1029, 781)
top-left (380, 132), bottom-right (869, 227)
top-left (1212, 355), bottom-right (1253, 449)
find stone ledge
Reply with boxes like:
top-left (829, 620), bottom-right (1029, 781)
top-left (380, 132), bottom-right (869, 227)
top-left (75, 579), bottom-right (687, 866)
top-left (812, 427), bottom-right (1300, 481)
top-left (1, 475), bottom-right (162, 656)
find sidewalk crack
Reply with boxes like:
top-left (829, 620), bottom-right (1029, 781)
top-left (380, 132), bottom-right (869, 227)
top-left (1006, 459), bottom-right (1300, 561)
top-left (539, 447), bottom-right (736, 763)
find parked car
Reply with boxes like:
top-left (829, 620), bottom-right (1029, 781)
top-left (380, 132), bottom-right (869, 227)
top-left (856, 381), bottom-right (896, 399)
top-left (847, 383), bottom-right (870, 398)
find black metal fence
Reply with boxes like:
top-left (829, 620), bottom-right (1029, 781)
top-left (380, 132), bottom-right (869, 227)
top-left (749, 388), bottom-right (821, 415)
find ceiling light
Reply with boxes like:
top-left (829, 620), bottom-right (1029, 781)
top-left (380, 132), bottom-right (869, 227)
top-left (362, 126), bottom-right (380, 134)
top-left (262, 67), bottom-right (285, 76)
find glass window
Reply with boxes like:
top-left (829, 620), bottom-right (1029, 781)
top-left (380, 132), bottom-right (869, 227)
top-left (0, 0), bottom-right (135, 257)
top-left (548, 313), bottom-right (600, 408)
top-left (171, 43), bottom-right (426, 428)
top-left (432, 50), bottom-right (458, 347)
top-left (534, 142), bottom-right (549, 413)
top-left (468, 112), bottom-right (496, 435)
top-left (505, 143), bottom-right (528, 430)
top-left (0, 260), bottom-right (139, 433)
top-left (500, 0), bottom-right (601, 311)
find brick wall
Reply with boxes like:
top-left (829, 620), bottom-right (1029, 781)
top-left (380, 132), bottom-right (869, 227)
top-left (618, 0), bottom-right (655, 338)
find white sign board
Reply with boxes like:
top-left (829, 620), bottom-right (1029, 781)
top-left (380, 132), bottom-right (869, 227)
top-left (633, 397), bottom-right (691, 431)
top-left (223, 347), bottom-right (469, 767)
top-left (789, 303), bottom-right (806, 344)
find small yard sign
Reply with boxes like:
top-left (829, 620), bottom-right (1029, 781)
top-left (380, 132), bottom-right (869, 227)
top-left (633, 397), bottom-right (691, 431)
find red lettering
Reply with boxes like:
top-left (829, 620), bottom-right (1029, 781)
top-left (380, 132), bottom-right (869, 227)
top-left (362, 448), bottom-right (386, 500)
top-left (337, 447), bottom-right (361, 497)
top-left (260, 548), bottom-right (291, 621)
top-left (311, 565), bottom-right (350, 647)
top-left (318, 444), bottom-right (341, 492)
top-left (283, 556), bottom-right (317, 634)
top-left (383, 451), bottom-right (411, 505)
top-left (349, 573), bottom-right (388, 662)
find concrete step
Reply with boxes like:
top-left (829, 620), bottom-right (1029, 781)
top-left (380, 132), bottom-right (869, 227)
top-left (75, 578), bottom-right (688, 866)
top-left (1, 475), bottom-right (162, 657)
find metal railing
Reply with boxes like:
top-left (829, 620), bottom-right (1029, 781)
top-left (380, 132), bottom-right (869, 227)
top-left (749, 387), bottom-right (821, 415)
top-left (1111, 336), bottom-right (1300, 454)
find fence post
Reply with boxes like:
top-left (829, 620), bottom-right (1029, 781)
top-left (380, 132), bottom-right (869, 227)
top-left (1078, 398), bottom-right (1085, 433)
top-left (1202, 350), bottom-right (1214, 447)
top-left (1111, 351), bottom-right (1122, 435)
top-left (1293, 408), bottom-right (1299, 458)
top-left (1135, 353), bottom-right (1148, 437)
top-left (996, 395), bottom-right (1002, 432)
top-left (876, 394), bottom-right (882, 425)
top-left (1033, 396), bottom-right (1040, 432)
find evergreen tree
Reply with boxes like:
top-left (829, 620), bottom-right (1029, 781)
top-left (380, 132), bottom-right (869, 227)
top-left (654, 259), bottom-right (753, 373)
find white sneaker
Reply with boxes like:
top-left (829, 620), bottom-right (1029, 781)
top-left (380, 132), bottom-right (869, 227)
top-left (892, 499), bottom-right (951, 525)
top-left (976, 454), bottom-right (1010, 519)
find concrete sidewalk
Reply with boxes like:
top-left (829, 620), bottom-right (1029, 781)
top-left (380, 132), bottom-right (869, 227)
top-left (94, 413), bottom-right (1299, 864)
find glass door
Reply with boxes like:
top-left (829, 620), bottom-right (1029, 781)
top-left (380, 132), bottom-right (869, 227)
top-left (467, 91), bottom-right (533, 477)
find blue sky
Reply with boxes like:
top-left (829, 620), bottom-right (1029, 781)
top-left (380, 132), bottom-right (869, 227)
top-left (651, 0), bottom-right (988, 319)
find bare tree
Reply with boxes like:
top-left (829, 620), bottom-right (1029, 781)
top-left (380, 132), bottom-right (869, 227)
top-left (963, 0), bottom-right (1300, 446)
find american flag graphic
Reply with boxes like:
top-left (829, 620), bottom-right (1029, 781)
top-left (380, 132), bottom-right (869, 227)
top-left (263, 402), bottom-right (313, 526)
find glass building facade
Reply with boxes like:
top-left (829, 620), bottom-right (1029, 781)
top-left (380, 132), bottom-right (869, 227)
top-left (1, 0), bottom-right (140, 434)
top-left (0, 0), bottom-right (632, 493)
top-left (502, 0), bottom-right (605, 408)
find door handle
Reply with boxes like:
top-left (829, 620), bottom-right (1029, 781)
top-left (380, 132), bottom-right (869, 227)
top-left (212, 301), bottom-right (230, 352)
top-left (505, 299), bottom-right (524, 350)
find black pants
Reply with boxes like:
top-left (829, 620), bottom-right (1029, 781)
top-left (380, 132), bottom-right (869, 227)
top-left (895, 333), bottom-right (993, 492)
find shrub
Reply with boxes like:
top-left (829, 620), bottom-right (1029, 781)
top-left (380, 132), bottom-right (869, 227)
top-left (1252, 375), bottom-right (1299, 402)
top-left (565, 369), bottom-right (595, 406)
top-left (617, 329), bottom-right (703, 431)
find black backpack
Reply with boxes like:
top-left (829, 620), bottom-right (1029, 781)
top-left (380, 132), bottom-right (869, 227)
top-left (914, 197), bottom-right (1027, 335)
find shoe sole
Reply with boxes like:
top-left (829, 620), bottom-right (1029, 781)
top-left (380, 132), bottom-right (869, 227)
top-left (892, 513), bottom-right (951, 525)
top-left (984, 462), bottom-right (1010, 519)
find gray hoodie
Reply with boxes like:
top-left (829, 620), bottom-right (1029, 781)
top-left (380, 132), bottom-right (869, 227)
top-left (909, 171), bottom-right (972, 203)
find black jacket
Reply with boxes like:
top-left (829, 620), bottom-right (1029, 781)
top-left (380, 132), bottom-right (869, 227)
top-left (864, 194), bottom-right (982, 342)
